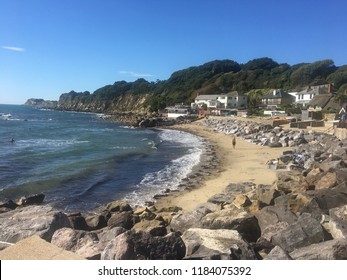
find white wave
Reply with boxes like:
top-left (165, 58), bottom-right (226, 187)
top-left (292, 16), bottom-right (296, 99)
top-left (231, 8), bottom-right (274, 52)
top-left (124, 142), bottom-right (203, 207)
top-left (16, 139), bottom-right (90, 148)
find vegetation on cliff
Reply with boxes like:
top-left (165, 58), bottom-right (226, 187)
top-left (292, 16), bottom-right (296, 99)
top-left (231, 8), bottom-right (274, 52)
top-left (30, 58), bottom-right (347, 113)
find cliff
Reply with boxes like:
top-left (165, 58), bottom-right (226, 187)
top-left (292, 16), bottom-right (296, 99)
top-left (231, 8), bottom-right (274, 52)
top-left (24, 98), bottom-right (58, 109)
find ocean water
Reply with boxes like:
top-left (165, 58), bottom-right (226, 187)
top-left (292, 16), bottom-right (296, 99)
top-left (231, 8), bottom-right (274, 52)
top-left (0, 104), bottom-right (204, 212)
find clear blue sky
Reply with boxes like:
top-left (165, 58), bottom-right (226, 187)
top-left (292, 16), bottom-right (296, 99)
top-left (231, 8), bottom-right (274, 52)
top-left (1, 0), bottom-right (346, 104)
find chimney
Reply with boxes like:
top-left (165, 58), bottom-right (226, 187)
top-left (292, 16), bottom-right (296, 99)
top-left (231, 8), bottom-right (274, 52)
top-left (328, 83), bottom-right (333, 94)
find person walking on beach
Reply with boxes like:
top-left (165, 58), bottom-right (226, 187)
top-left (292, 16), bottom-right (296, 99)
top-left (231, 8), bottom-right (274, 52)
top-left (232, 135), bottom-right (236, 149)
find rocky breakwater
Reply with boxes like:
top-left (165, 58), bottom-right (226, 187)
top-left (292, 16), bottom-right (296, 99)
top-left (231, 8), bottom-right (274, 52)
top-left (1, 118), bottom-right (347, 260)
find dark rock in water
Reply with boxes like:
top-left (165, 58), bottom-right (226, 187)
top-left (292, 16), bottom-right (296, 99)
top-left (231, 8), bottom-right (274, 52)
top-left (18, 193), bottom-right (45, 206)
top-left (101, 231), bottom-right (185, 260)
top-left (0, 205), bottom-right (71, 243)
top-left (0, 200), bottom-right (19, 212)
top-left (290, 238), bottom-right (347, 260)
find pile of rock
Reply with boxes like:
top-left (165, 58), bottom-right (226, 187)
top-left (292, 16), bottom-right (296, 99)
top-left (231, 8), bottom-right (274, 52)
top-left (1, 118), bottom-right (347, 260)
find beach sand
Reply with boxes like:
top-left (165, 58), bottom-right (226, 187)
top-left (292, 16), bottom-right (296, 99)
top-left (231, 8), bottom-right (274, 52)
top-left (156, 118), bottom-right (292, 212)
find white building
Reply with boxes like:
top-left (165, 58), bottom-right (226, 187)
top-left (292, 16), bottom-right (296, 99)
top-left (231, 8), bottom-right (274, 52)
top-left (193, 91), bottom-right (247, 109)
top-left (294, 84), bottom-right (332, 105)
top-left (166, 105), bottom-right (192, 118)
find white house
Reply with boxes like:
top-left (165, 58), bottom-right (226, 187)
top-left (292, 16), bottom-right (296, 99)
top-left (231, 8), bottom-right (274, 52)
top-left (193, 91), bottom-right (247, 110)
top-left (166, 105), bottom-right (192, 118)
top-left (294, 84), bottom-right (332, 105)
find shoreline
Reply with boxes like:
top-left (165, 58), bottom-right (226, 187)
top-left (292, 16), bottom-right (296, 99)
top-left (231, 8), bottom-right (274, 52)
top-left (155, 119), bottom-right (292, 212)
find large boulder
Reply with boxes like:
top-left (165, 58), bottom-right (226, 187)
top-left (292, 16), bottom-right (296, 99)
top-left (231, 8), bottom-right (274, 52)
top-left (255, 184), bottom-right (280, 206)
top-left (328, 205), bottom-right (347, 239)
top-left (51, 227), bottom-right (126, 260)
top-left (271, 213), bottom-right (324, 252)
top-left (170, 203), bottom-right (216, 233)
top-left (290, 238), bottom-right (347, 260)
top-left (201, 206), bottom-right (260, 243)
top-left (181, 228), bottom-right (257, 260)
top-left (0, 205), bottom-right (71, 243)
top-left (107, 211), bottom-right (139, 230)
top-left (101, 231), bottom-right (185, 260)
top-left (255, 205), bottom-right (297, 234)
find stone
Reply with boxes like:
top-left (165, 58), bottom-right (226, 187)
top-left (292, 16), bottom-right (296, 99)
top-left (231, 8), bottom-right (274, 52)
top-left (67, 212), bottom-right (89, 230)
top-left (290, 239), bottom-right (347, 260)
top-left (0, 205), bottom-right (71, 243)
top-left (255, 205), bottom-right (297, 234)
top-left (104, 200), bottom-right (132, 213)
top-left (232, 194), bottom-right (252, 208)
top-left (85, 213), bottom-right (109, 230)
top-left (0, 200), bottom-right (19, 210)
top-left (101, 231), bottom-right (185, 260)
top-left (271, 213), bottom-right (324, 252)
top-left (132, 219), bottom-right (167, 236)
top-left (264, 245), bottom-right (292, 260)
top-left (328, 205), bottom-right (347, 238)
top-left (182, 228), bottom-right (257, 260)
top-left (169, 203), bottom-right (216, 233)
top-left (256, 184), bottom-right (280, 206)
top-left (17, 193), bottom-right (45, 206)
top-left (315, 172), bottom-right (337, 189)
top-left (107, 211), bottom-right (139, 230)
top-left (201, 207), bottom-right (260, 243)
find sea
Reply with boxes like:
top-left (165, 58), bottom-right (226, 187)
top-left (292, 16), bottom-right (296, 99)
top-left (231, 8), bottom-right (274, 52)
top-left (0, 104), bottom-right (205, 212)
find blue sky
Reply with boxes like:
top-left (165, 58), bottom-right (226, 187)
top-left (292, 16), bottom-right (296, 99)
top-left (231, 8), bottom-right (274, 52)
top-left (1, 0), bottom-right (346, 104)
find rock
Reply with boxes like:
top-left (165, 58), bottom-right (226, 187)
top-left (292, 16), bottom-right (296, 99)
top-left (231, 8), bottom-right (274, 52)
top-left (255, 205), bottom-right (297, 234)
top-left (290, 238), bottom-right (347, 260)
top-left (0, 205), bottom-right (71, 243)
top-left (328, 205), bottom-right (347, 238)
top-left (104, 200), bottom-right (132, 212)
top-left (107, 211), bottom-right (139, 230)
top-left (101, 231), bottom-right (185, 260)
top-left (85, 213), bottom-right (109, 230)
top-left (182, 228), bottom-right (257, 260)
top-left (67, 212), bottom-right (89, 230)
top-left (0, 200), bottom-right (19, 210)
top-left (287, 193), bottom-right (311, 214)
top-left (255, 184), bottom-right (280, 206)
top-left (260, 221), bottom-right (290, 242)
top-left (264, 245), bottom-right (292, 260)
top-left (207, 193), bottom-right (235, 205)
top-left (314, 172), bottom-right (337, 189)
top-left (170, 203), bottom-right (216, 233)
top-left (232, 194), bottom-right (252, 208)
top-left (271, 213), bottom-right (324, 252)
top-left (319, 160), bottom-right (344, 172)
top-left (201, 207), bottom-right (260, 243)
top-left (51, 227), bottom-right (126, 260)
top-left (132, 219), bottom-right (167, 236)
top-left (17, 193), bottom-right (45, 206)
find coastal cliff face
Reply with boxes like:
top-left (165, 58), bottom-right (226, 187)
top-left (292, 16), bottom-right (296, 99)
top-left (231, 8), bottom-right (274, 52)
top-left (24, 98), bottom-right (58, 109)
top-left (57, 92), bottom-right (151, 114)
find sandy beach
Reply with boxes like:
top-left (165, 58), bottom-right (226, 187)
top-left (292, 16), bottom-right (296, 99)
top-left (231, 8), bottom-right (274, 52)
top-left (156, 118), bottom-right (292, 212)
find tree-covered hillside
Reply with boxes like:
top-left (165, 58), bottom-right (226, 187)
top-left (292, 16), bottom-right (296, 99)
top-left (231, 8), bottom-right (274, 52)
top-left (57, 58), bottom-right (347, 113)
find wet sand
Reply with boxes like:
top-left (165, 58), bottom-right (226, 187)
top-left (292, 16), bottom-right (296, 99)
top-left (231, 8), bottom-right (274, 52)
top-left (155, 119), bottom-right (292, 212)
